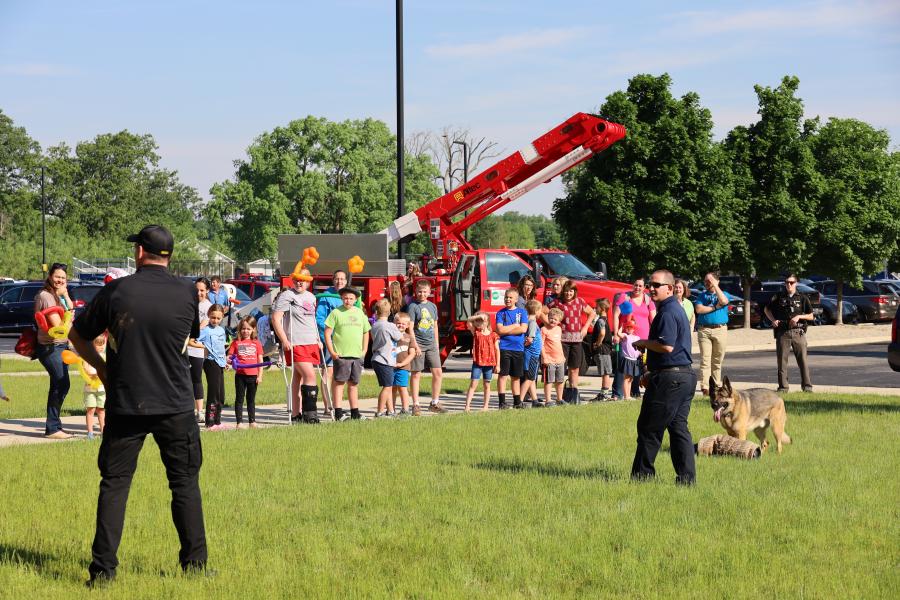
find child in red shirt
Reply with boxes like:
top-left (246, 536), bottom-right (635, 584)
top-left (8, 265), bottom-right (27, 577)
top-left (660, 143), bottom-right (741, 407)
top-left (464, 312), bottom-right (500, 412)
top-left (228, 316), bottom-right (264, 428)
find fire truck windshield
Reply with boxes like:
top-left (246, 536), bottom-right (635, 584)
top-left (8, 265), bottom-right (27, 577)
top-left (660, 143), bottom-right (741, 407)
top-left (540, 252), bottom-right (601, 279)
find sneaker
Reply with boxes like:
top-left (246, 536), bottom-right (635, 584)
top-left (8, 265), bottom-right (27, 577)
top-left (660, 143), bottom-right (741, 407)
top-left (532, 401), bottom-right (546, 408)
top-left (397, 409), bottom-right (412, 417)
top-left (412, 404), bottom-right (422, 416)
top-left (351, 413), bottom-right (370, 421)
top-left (45, 431), bottom-right (73, 440)
top-left (375, 410), bottom-right (388, 418)
top-left (429, 402), bottom-right (448, 414)
top-left (249, 422), bottom-right (259, 429)
top-left (776, 388), bottom-right (789, 394)
top-left (290, 414), bottom-right (302, 423)
top-left (499, 403), bottom-right (510, 410)
top-left (802, 386), bottom-right (813, 393)
top-left (86, 432), bottom-right (95, 441)
top-left (545, 400), bottom-right (558, 407)
top-left (85, 572), bottom-right (115, 589)
top-left (337, 413), bottom-right (352, 422)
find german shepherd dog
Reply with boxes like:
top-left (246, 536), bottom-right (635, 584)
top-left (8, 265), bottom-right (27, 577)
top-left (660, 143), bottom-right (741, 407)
top-left (709, 376), bottom-right (792, 453)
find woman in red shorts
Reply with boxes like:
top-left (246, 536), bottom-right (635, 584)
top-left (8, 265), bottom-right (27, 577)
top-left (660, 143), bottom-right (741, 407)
top-left (271, 268), bottom-right (322, 424)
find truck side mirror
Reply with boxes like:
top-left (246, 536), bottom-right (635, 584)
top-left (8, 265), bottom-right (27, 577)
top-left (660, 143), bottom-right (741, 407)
top-left (597, 261), bottom-right (607, 279)
top-left (533, 261), bottom-right (543, 285)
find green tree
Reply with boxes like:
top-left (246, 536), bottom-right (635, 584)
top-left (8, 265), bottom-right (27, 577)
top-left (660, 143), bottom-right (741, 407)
top-left (554, 73), bottom-right (737, 282)
top-left (0, 109), bottom-right (42, 240)
top-left (468, 214), bottom-right (536, 249)
top-left (723, 76), bottom-right (821, 325)
top-left (207, 116), bottom-right (441, 263)
top-left (45, 131), bottom-right (199, 241)
top-left (807, 118), bottom-right (900, 322)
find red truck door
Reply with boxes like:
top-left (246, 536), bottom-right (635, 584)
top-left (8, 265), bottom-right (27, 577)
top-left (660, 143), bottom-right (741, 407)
top-left (478, 250), bottom-right (535, 319)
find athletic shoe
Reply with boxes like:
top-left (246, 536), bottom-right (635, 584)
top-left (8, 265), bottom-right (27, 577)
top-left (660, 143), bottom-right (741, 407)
top-left (397, 409), bottom-right (412, 417)
top-left (429, 402), bottom-right (448, 414)
top-left (85, 572), bottom-right (115, 589)
top-left (802, 386), bottom-right (813, 393)
top-left (249, 422), bottom-right (259, 429)
top-left (532, 401), bottom-right (546, 408)
top-left (337, 413), bottom-right (352, 422)
top-left (544, 400), bottom-right (558, 407)
top-left (776, 388), bottom-right (788, 394)
top-left (412, 404), bottom-right (422, 416)
top-left (375, 410), bottom-right (388, 418)
top-left (86, 432), bottom-right (95, 441)
top-left (290, 414), bottom-right (302, 423)
top-left (45, 431), bottom-right (73, 440)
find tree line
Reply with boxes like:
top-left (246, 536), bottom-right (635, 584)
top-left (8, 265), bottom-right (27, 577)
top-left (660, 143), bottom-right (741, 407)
top-left (555, 74), bottom-right (900, 324)
top-left (2, 73), bottom-right (897, 321)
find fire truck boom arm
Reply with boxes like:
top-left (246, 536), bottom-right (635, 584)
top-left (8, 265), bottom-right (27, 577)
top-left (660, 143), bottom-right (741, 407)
top-left (380, 113), bottom-right (626, 252)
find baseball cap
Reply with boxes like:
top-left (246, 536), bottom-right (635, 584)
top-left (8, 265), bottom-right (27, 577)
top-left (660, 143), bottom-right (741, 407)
top-left (338, 286), bottom-right (360, 298)
top-left (126, 225), bottom-right (174, 256)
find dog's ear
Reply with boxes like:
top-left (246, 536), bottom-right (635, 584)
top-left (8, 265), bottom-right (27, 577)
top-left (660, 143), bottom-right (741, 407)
top-left (723, 375), bottom-right (732, 393)
top-left (708, 376), bottom-right (717, 397)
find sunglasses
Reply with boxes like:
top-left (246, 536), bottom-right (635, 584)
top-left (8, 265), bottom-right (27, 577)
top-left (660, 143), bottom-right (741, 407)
top-left (785, 280), bottom-right (797, 285)
top-left (648, 281), bottom-right (671, 289)
top-left (49, 262), bottom-right (68, 272)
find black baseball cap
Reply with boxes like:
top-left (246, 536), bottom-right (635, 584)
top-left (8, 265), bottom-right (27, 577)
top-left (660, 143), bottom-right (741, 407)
top-left (338, 286), bottom-right (360, 298)
top-left (126, 225), bottom-right (174, 256)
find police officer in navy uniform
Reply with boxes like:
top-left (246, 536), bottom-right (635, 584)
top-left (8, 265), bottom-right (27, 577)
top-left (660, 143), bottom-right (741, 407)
top-left (763, 273), bottom-right (814, 393)
top-left (631, 269), bottom-right (697, 485)
top-left (70, 225), bottom-right (209, 587)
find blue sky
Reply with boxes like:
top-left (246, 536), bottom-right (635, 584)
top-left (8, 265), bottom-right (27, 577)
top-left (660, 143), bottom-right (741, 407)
top-left (2, 0), bottom-right (898, 216)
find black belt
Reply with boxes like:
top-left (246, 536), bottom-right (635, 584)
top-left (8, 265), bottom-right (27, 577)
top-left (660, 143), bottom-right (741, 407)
top-left (649, 365), bottom-right (693, 373)
top-left (699, 324), bottom-right (726, 329)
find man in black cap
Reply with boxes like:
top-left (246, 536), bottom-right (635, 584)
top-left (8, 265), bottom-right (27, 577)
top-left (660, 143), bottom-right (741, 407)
top-left (630, 269), bottom-right (697, 485)
top-left (70, 224), bottom-right (209, 586)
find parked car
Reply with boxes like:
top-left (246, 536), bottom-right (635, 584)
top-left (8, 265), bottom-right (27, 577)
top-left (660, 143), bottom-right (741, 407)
top-left (810, 280), bottom-right (899, 322)
top-left (226, 275), bottom-right (281, 301)
top-left (819, 296), bottom-right (861, 325)
top-left (0, 281), bottom-right (103, 333)
top-left (688, 283), bottom-right (760, 328)
top-left (889, 313), bottom-right (900, 371)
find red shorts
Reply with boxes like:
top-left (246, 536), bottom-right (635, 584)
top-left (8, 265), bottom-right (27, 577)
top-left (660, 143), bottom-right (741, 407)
top-left (284, 344), bottom-right (320, 366)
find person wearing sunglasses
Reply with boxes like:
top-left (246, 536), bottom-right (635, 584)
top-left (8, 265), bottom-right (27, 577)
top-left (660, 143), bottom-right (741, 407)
top-left (630, 270), bottom-right (697, 485)
top-left (763, 273), bottom-right (814, 393)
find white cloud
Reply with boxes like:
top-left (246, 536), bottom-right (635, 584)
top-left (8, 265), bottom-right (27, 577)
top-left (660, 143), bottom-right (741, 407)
top-left (671, 0), bottom-right (900, 36)
top-left (425, 27), bottom-right (589, 59)
top-left (0, 63), bottom-right (78, 76)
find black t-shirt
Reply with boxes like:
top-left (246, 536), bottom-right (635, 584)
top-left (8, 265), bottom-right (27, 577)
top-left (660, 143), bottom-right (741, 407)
top-left (73, 264), bottom-right (199, 415)
top-left (646, 295), bottom-right (692, 370)
top-left (768, 291), bottom-right (813, 332)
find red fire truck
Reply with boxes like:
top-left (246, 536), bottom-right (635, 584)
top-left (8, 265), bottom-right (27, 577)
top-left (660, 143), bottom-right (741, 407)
top-left (280, 112), bottom-right (629, 362)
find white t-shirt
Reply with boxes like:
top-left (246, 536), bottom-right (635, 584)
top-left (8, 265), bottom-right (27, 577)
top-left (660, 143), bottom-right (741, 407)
top-left (273, 289), bottom-right (319, 345)
top-left (188, 299), bottom-right (212, 359)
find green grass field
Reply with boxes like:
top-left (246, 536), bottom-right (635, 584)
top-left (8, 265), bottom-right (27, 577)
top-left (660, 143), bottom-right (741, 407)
top-left (0, 392), bottom-right (897, 598)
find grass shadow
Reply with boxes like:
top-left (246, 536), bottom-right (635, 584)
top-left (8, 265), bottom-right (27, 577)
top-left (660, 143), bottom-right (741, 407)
top-left (0, 543), bottom-right (61, 577)
top-left (468, 457), bottom-right (623, 481)
top-left (784, 399), bottom-right (900, 415)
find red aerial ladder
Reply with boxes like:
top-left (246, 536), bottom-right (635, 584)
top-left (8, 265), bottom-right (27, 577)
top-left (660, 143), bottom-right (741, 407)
top-left (381, 112), bottom-right (626, 272)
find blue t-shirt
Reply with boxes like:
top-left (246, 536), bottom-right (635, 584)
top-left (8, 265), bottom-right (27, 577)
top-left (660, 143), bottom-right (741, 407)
top-left (693, 290), bottom-right (729, 326)
top-left (524, 319), bottom-right (543, 360)
top-left (209, 287), bottom-right (229, 309)
top-left (496, 306), bottom-right (528, 352)
top-left (198, 324), bottom-right (227, 367)
top-left (647, 296), bottom-right (692, 370)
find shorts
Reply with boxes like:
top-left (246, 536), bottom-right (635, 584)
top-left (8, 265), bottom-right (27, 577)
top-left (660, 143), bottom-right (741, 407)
top-left (561, 341), bottom-right (583, 370)
top-left (499, 350), bottom-right (524, 377)
top-left (522, 354), bottom-right (540, 381)
top-left (392, 369), bottom-right (410, 387)
top-left (84, 391), bottom-right (106, 409)
top-left (594, 353), bottom-right (614, 376)
top-left (284, 343), bottom-right (320, 367)
top-left (333, 357), bottom-right (363, 384)
top-left (470, 365), bottom-right (494, 381)
top-left (544, 362), bottom-right (566, 383)
top-left (410, 347), bottom-right (441, 372)
top-left (372, 361), bottom-right (395, 387)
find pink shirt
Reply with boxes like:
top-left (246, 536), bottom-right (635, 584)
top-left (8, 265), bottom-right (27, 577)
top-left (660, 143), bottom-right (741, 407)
top-left (626, 294), bottom-right (654, 339)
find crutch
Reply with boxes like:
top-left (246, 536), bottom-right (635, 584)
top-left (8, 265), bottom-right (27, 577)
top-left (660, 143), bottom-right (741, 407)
top-left (277, 340), bottom-right (293, 425)
top-left (318, 345), bottom-right (335, 421)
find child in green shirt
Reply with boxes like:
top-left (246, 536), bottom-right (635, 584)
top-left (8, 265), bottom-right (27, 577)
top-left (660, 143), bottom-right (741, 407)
top-left (324, 287), bottom-right (371, 421)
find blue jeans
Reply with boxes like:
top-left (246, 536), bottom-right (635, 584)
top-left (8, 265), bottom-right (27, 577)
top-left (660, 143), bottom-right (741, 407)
top-left (37, 343), bottom-right (71, 434)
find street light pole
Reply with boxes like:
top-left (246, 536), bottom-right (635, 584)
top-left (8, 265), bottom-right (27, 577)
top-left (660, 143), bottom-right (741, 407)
top-left (396, 0), bottom-right (406, 260)
top-left (451, 139), bottom-right (468, 241)
top-left (41, 165), bottom-right (47, 274)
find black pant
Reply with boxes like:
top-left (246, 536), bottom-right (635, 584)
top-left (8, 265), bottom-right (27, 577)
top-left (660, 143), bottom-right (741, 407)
top-left (189, 356), bottom-right (205, 399)
top-left (631, 368), bottom-right (697, 484)
top-left (89, 411), bottom-right (207, 577)
top-left (203, 361), bottom-right (224, 426)
top-left (234, 374), bottom-right (257, 423)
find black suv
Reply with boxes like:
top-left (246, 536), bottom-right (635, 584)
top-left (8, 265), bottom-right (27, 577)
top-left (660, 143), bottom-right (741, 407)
top-left (0, 281), bottom-right (103, 333)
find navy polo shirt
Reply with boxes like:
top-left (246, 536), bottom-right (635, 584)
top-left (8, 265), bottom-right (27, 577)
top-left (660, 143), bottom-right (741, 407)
top-left (647, 295), bottom-right (692, 370)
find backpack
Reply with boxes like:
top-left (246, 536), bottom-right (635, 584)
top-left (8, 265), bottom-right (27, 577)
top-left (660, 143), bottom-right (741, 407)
top-left (15, 327), bottom-right (38, 360)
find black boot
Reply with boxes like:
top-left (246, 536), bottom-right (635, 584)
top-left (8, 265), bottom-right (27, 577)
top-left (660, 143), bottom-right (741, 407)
top-left (300, 385), bottom-right (320, 424)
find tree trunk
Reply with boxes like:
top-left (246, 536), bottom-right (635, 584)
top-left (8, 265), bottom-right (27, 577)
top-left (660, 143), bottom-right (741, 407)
top-left (743, 273), bottom-right (753, 329)
top-left (836, 277), bottom-right (844, 326)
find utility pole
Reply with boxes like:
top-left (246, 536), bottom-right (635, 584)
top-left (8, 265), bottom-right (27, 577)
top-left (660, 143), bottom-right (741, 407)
top-left (41, 165), bottom-right (47, 274)
top-left (396, 0), bottom-right (405, 260)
